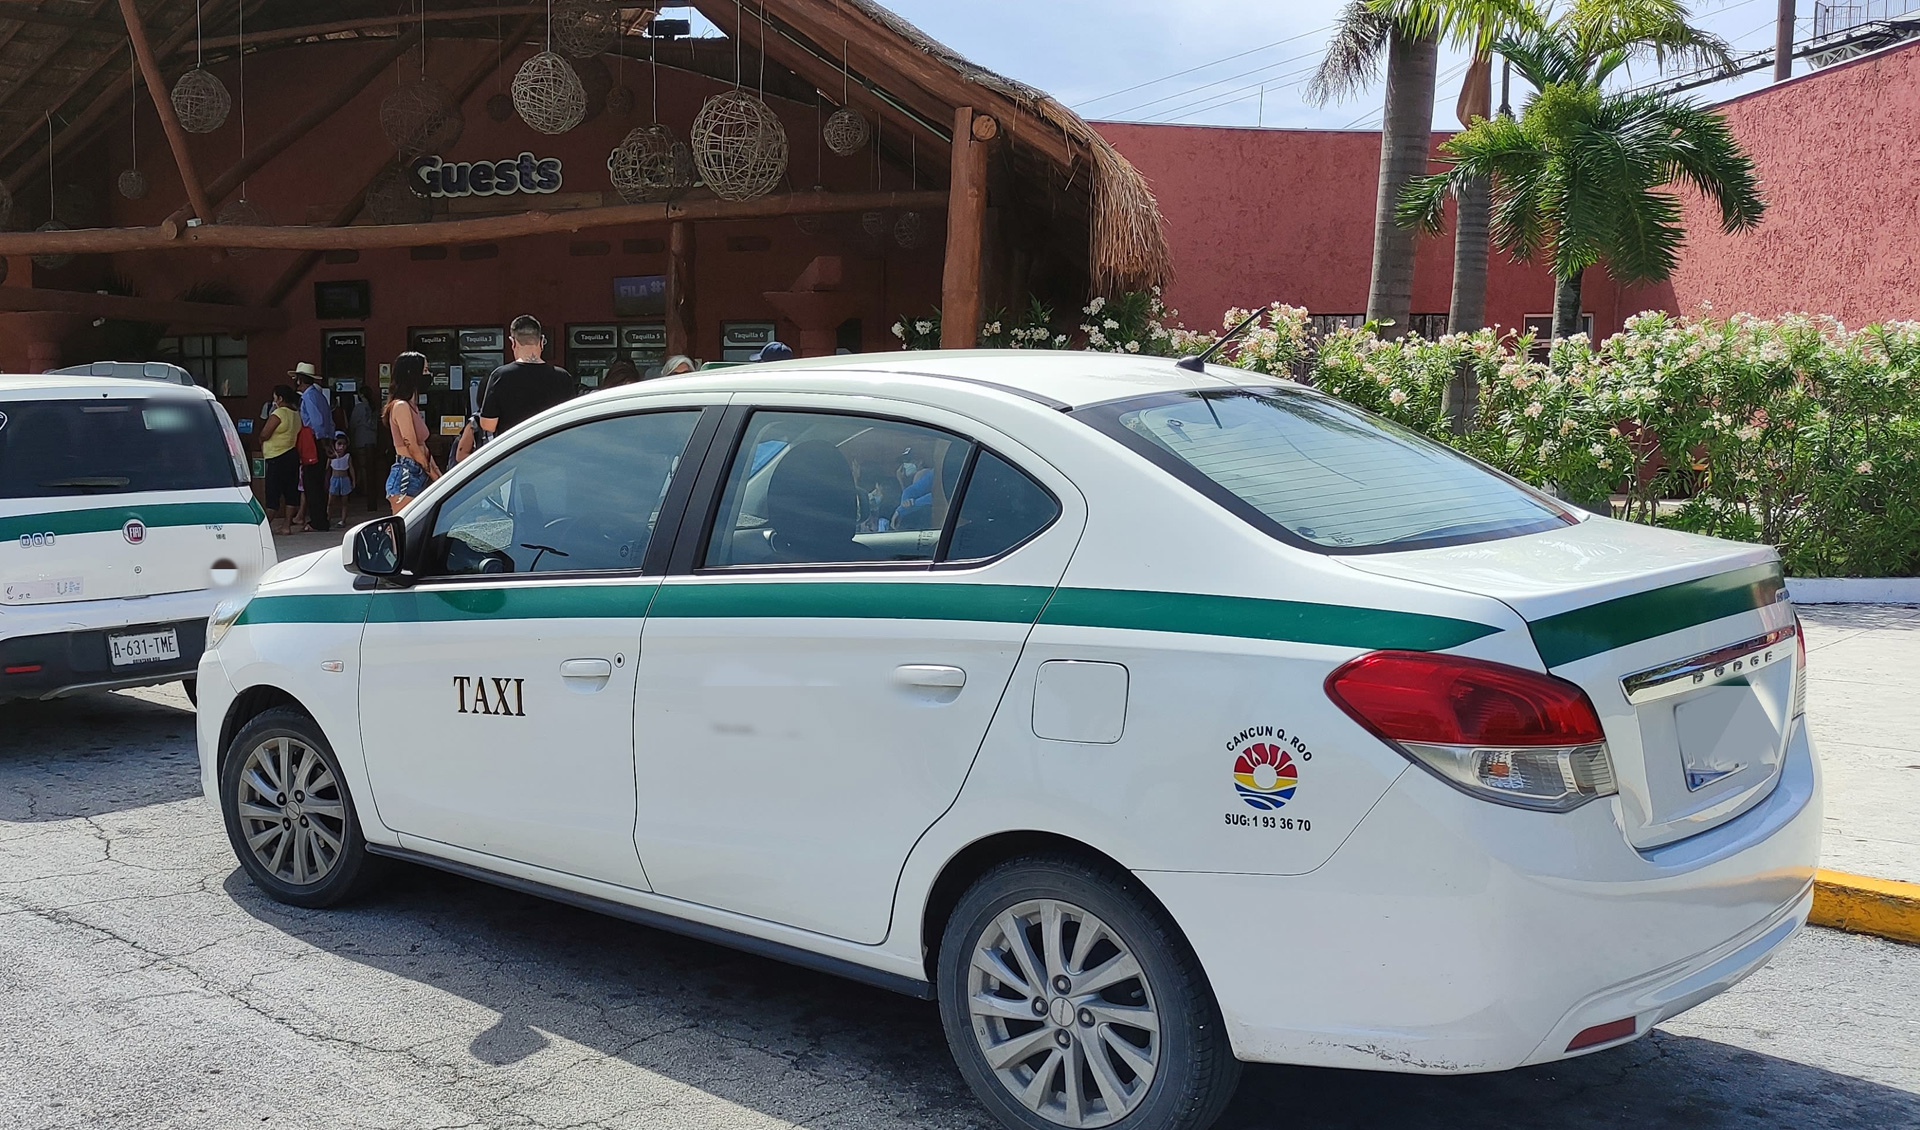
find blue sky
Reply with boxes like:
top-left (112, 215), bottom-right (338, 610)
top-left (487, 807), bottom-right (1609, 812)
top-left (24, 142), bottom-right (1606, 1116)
top-left (682, 1), bottom-right (1814, 129)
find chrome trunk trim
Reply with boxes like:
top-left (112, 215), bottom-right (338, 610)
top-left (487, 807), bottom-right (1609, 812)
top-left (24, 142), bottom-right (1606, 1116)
top-left (1620, 625), bottom-right (1797, 706)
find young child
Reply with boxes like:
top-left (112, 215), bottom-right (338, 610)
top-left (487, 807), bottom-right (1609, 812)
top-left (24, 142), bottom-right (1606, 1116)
top-left (326, 432), bottom-right (355, 529)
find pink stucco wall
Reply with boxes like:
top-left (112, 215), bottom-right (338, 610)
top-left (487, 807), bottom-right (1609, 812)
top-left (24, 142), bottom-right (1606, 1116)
top-left (1096, 121), bottom-right (1627, 337)
top-left (1661, 39), bottom-right (1920, 325)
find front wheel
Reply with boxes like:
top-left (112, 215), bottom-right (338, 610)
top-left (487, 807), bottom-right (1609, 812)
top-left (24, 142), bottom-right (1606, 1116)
top-left (219, 707), bottom-right (378, 908)
top-left (937, 856), bottom-right (1241, 1130)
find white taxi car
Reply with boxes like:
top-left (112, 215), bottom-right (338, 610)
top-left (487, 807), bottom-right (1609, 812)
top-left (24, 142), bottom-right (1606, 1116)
top-left (2, 373), bottom-right (269, 705)
top-left (198, 352), bottom-right (1819, 1130)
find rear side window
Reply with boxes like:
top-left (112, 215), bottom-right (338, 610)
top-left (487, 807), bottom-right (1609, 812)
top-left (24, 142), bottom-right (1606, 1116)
top-left (1076, 388), bottom-right (1572, 553)
top-left (0, 397), bottom-right (238, 499)
top-left (947, 452), bottom-right (1058, 561)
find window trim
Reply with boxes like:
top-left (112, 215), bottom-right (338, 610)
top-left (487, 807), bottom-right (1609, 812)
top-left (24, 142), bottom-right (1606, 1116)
top-left (671, 405), bottom-right (1063, 578)
top-left (1072, 386), bottom-right (1575, 557)
top-left (403, 404), bottom-right (722, 585)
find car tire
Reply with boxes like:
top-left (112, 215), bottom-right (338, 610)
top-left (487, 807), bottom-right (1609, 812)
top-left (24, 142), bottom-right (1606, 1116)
top-left (937, 855), bottom-right (1241, 1130)
top-left (182, 678), bottom-right (197, 707)
top-left (219, 707), bottom-right (378, 908)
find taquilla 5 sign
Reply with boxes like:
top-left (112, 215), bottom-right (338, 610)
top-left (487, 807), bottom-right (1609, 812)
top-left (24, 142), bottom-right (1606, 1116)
top-left (408, 152), bottom-right (563, 198)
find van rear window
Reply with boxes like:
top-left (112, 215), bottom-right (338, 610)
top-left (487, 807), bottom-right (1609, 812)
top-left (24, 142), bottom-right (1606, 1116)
top-left (1075, 387), bottom-right (1574, 553)
top-left (0, 398), bottom-right (238, 499)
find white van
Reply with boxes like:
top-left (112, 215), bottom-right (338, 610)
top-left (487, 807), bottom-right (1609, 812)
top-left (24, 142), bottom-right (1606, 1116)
top-left (1, 374), bottom-right (273, 704)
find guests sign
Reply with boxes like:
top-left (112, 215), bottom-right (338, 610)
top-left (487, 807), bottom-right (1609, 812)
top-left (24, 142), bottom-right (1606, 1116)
top-left (407, 152), bottom-right (564, 198)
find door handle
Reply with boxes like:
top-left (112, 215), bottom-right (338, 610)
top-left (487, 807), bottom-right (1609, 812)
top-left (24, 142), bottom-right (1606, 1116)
top-left (894, 664), bottom-right (966, 689)
top-left (560, 658), bottom-right (613, 679)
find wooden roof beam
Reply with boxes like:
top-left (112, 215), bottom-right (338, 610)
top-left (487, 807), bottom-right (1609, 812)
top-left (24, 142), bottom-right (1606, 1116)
top-left (117, 0), bottom-right (212, 221)
top-left (0, 189), bottom-right (951, 255)
top-left (0, 284), bottom-right (288, 332)
top-left (185, 5), bottom-right (550, 53)
top-left (0, 0), bottom-right (118, 116)
top-left (161, 27), bottom-right (422, 229)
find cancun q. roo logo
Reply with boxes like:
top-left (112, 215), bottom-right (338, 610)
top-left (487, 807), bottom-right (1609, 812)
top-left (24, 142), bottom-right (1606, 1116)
top-left (1233, 743), bottom-right (1299, 811)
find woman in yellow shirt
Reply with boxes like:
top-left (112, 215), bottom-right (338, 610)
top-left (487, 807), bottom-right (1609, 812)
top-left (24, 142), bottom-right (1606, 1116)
top-left (258, 385), bottom-right (302, 534)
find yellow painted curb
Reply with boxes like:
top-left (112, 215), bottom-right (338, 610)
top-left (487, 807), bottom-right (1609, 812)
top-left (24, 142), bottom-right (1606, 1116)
top-left (1810, 869), bottom-right (1920, 946)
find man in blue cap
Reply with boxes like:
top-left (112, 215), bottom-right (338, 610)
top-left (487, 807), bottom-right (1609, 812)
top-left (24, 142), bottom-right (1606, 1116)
top-left (750, 341), bottom-right (794, 363)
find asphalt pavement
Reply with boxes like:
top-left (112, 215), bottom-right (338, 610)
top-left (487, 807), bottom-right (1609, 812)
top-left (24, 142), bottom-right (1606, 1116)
top-left (2, 683), bottom-right (1917, 1130)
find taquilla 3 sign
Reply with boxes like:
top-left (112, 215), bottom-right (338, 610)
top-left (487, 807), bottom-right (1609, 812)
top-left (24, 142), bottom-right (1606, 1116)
top-left (408, 152), bottom-right (563, 198)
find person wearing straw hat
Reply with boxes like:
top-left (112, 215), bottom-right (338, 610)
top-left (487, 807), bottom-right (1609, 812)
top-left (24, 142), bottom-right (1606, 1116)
top-left (291, 362), bottom-right (334, 531)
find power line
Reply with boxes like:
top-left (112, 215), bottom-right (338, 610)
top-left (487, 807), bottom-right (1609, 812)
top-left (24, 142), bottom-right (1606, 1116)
top-left (1106, 44), bottom-right (1328, 118)
top-left (1142, 58), bottom-right (1324, 122)
top-left (1075, 23), bottom-right (1333, 108)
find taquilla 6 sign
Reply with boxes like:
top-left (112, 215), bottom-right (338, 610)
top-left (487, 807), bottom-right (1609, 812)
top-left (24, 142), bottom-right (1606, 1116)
top-left (408, 152), bottom-right (563, 198)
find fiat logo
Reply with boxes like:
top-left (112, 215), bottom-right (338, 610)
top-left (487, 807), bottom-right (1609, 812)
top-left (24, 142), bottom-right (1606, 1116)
top-left (123, 519), bottom-right (147, 545)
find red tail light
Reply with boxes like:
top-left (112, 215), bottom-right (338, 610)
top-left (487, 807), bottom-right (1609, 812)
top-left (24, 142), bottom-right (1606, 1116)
top-left (1325, 651), bottom-right (1606, 747)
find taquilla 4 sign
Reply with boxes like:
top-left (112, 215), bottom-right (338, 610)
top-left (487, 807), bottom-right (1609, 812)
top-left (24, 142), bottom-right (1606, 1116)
top-left (408, 152), bottom-right (563, 198)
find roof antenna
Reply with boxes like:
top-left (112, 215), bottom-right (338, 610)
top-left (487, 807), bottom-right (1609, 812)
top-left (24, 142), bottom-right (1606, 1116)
top-left (1176, 307), bottom-right (1264, 372)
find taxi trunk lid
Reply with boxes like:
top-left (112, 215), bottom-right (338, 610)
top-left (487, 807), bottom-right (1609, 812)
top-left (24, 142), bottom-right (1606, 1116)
top-left (1341, 517), bottom-right (1797, 849)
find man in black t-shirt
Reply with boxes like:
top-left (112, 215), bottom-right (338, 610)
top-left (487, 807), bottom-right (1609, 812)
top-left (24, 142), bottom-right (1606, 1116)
top-left (479, 314), bottom-right (575, 438)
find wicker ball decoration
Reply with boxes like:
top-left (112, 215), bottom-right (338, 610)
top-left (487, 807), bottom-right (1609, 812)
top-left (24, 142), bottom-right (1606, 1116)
top-left (365, 163), bottom-right (433, 225)
top-left (575, 55), bottom-right (612, 122)
top-left (171, 67), bottom-right (231, 134)
top-left (792, 212), bottom-right (825, 236)
top-left (216, 197), bottom-right (269, 259)
top-left (33, 221), bottom-right (73, 270)
top-left (606, 85), bottom-right (633, 115)
top-left (893, 210), bottom-right (926, 250)
top-left (512, 51), bottom-right (587, 135)
top-left (823, 106), bottom-right (869, 157)
top-left (486, 92), bottom-right (514, 122)
top-left (380, 79), bottom-right (464, 157)
top-left (608, 124), bottom-right (693, 203)
top-left (117, 168), bottom-right (149, 201)
top-left (860, 210), bottom-right (886, 238)
top-left (691, 91), bottom-right (788, 201)
top-left (552, 0), bottom-right (622, 59)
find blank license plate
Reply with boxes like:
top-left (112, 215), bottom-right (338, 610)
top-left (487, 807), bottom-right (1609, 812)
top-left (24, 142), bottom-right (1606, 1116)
top-left (109, 628), bottom-right (180, 667)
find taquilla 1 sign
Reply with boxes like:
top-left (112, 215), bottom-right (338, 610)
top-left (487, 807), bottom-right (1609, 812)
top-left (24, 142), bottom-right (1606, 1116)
top-left (408, 152), bottom-right (563, 198)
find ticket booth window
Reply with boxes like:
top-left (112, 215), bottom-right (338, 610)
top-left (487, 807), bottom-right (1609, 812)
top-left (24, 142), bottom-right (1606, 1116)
top-left (158, 334), bottom-right (249, 397)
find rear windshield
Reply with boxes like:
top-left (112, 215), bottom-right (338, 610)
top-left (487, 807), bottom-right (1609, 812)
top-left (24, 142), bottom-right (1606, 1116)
top-left (1075, 387), bottom-right (1573, 553)
top-left (0, 397), bottom-right (238, 499)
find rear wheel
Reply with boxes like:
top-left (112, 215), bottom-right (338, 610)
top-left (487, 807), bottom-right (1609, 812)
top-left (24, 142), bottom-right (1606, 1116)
top-left (181, 678), bottom-right (197, 706)
top-left (219, 707), bottom-right (377, 907)
top-left (937, 856), bottom-right (1240, 1130)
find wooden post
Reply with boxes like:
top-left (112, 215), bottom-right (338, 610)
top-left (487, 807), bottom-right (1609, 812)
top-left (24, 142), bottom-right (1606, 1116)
top-left (116, 0), bottom-right (215, 223)
top-left (940, 106), bottom-right (987, 349)
top-left (667, 220), bottom-right (696, 359)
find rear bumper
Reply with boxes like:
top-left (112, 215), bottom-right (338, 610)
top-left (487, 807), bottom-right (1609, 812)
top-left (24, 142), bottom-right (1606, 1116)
top-left (1140, 715), bottom-right (1821, 1073)
top-left (0, 589), bottom-right (218, 701)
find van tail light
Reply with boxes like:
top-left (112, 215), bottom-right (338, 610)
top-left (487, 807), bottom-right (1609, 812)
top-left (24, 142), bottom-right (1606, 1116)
top-left (1325, 650), bottom-right (1618, 812)
top-left (1792, 613), bottom-right (1807, 720)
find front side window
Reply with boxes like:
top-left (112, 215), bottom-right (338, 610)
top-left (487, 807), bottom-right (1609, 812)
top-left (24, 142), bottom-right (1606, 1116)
top-left (427, 410), bottom-right (699, 576)
top-left (0, 398), bottom-right (237, 499)
top-left (705, 411), bottom-right (974, 567)
top-left (1076, 388), bottom-right (1572, 553)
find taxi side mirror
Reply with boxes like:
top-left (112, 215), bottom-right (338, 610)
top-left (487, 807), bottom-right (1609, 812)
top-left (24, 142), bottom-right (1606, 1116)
top-left (347, 516), bottom-right (406, 579)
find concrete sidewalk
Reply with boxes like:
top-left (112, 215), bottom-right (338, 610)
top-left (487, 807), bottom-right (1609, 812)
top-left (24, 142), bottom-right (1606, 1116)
top-left (264, 531), bottom-right (1918, 884)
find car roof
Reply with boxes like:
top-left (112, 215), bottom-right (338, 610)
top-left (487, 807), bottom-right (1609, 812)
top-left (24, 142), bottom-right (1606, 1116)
top-left (0, 373), bottom-right (216, 400)
top-left (620, 350), bottom-right (1268, 411)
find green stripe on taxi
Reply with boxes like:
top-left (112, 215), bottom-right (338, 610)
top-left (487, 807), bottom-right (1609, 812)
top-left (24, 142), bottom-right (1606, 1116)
top-left (1527, 562), bottom-right (1787, 668)
top-left (0, 500), bottom-right (265, 542)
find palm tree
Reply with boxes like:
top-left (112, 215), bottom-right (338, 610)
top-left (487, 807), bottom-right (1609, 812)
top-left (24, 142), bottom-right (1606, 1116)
top-left (1399, 84), bottom-right (1761, 339)
top-left (1308, 3), bottom-right (1439, 340)
top-left (1398, 0), bottom-right (1745, 339)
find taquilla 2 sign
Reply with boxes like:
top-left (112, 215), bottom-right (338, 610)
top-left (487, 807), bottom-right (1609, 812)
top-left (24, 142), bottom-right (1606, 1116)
top-left (408, 152), bottom-right (564, 198)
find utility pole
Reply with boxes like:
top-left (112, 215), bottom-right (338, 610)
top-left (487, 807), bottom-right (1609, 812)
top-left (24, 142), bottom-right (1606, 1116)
top-left (1774, 0), bottom-right (1796, 81)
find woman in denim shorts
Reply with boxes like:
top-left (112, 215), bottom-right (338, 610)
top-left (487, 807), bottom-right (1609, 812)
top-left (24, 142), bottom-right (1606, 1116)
top-left (382, 353), bottom-right (440, 512)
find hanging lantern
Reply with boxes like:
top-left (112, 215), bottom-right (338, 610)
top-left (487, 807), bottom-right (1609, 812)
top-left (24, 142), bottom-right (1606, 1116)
top-left (606, 85), bottom-right (633, 115)
top-left (33, 221), bottom-right (72, 270)
top-left (486, 92), bottom-right (513, 122)
top-left (609, 124), bottom-right (693, 204)
top-left (365, 164), bottom-right (432, 225)
top-left (823, 106), bottom-right (869, 157)
top-left (512, 51), bottom-right (587, 135)
top-left (170, 67), bottom-right (231, 133)
top-left (552, 0), bottom-right (623, 59)
top-left (691, 91), bottom-right (788, 201)
top-left (117, 168), bottom-right (149, 201)
top-left (216, 197), bottom-right (269, 259)
top-left (893, 211), bottom-right (925, 250)
top-left (380, 79), bottom-right (464, 158)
